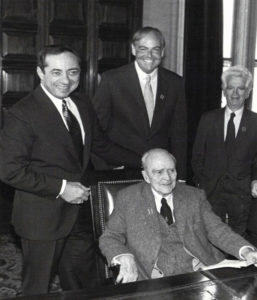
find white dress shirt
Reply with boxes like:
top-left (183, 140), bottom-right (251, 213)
top-left (151, 188), bottom-right (175, 223)
top-left (224, 106), bottom-right (244, 140)
top-left (134, 61), bottom-right (158, 104)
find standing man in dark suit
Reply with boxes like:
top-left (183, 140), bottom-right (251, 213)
top-left (192, 65), bottom-right (257, 236)
top-left (92, 26), bottom-right (187, 180)
top-left (0, 45), bottom-right (140, 295)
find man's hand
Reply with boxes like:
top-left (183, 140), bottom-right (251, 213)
top-left (61, 181), bottom-right (90, 204)
top-left (251, 180), bottom-right (257, 198)
top-left (115, 254), bottom-right (138, 284)
top-left (241, 247), bottom-right (257, 266)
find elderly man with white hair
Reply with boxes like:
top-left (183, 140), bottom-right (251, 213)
top-left (192, 65), bottom-right (257, 237)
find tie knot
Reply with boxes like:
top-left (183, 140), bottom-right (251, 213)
top-left (230, 112), bottom-right (235, 119)
top-left (161, 198), bottom-right (167, 205)
top-left (146, 75), bottom-right (151, 84)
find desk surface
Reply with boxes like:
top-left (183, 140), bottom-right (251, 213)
top-left (17, 266), bottom-right (257, 300)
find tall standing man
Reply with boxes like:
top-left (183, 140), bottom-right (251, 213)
top-left (92, 26), bottom-right (187, 180)
top-left (0, 45), bottom-right (140, 295)
top-left (192, 65), bottom-right (257, 236)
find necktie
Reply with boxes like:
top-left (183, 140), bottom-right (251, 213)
top-left (225, 112), bottom-right (236, 153)
top-left (62, 100), bottom-right (83, 163)
top-left (143, 75), bottom-right (155, 125)
top-left (160, 198), bottom-right (173, 225)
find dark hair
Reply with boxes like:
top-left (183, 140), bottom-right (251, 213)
top-left (131, 26), bottom-right (165, 48)
top-left (37, 45), bottom-right (81, 71)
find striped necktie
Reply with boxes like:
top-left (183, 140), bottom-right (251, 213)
top-left (62, 100), bottom-right (83, 163)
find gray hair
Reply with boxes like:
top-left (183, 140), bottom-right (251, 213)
top-left (141, 148), bottom-right (176, 170)
top-left (221, 65), bottom-right (253, 92)
top-left (131, 26), bottom-right (165, 49)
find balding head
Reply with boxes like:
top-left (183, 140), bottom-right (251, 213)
top-left (141, 148), bottom-right (177, 196)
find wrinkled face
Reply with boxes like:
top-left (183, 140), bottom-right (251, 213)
top-left (223, 76), bottom-right (250, 111)
top-left (131, 32), bottom-right (164, 74)
top-left (142, 152), bottom-right (177, 196)
top-left (37, 52), bottom-right (80, 99)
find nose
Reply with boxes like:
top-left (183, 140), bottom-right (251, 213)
top-left (232, 88), bottom-right (239, 96)
top-left (61, 72), bottom-right (70, 84)
top-left (162, 170), bottom-right (172, 181)
top-left (145, 49), bottom-right (153, 58)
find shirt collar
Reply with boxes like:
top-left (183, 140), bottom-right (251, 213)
top-left (225, 105), bottom-right (244, 118)
top-left (40, 84), bottom-right (71, 105)
top-left (134, 61), bottom-right (158, 81)
top-left (151, 187), bottom-right (173, 210)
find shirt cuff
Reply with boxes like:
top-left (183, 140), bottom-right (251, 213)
top-left (57, 179), bottom-right (67, 198)
top-left (111, 253), bottom-right (134, 266)
top-left (239, 245), bottom-right (256, 259)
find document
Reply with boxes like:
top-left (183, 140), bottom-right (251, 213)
top-left (201, 259), bottom-right (250, 271)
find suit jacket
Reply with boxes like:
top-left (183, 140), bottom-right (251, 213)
top-left (99, 182), bottom-right (250, 280)
top-left (192, 108), bottom-right (257, 197)
top-left (0, 86), bottom-right (140, 240)
top-left (92, 63), bottom-right (187, 179)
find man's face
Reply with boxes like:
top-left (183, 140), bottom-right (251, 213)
top-left (37, 51), bottom-right (80, 99)
top-left (223, 76), bottom-right (250, 111)
top-left (131, 32), bottom-right (164, 74)
top-left (142, 152), bottom-right (177, 196)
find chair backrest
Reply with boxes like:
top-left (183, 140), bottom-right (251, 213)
top-left (90, 179), bottom-right (142, 281)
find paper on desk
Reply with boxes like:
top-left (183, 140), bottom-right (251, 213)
top-left (201, 259), bottom-right (250, 271)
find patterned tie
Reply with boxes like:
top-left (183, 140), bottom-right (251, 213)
top-left (225, 112), bottom-right (236, 153)
top-left (62, 100), bottom-right (83, 163)
top-left (143, 75), bottom-right (155, 125)
top-left (160, 198), bottom-right (173, 225)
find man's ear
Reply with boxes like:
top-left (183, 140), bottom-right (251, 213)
top-left (36, 66), bottom-right (44, 81)
top-left (131, 43), bottom-right (136, 56)
top-left (142, 170), bottom-right (150, 184)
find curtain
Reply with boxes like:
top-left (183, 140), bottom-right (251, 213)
top-left (184, 0), bottom-right (223, 183)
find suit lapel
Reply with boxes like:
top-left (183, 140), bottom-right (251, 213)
top-left (214, 108), bottom-right (226, 152)
top-left (150, 68), bottom-right (168, 134)
top-left (35, 86), bottom-right (83, 168)
top-left (70, 94), bottom-right (92, 170)
top-left (127, 64), bottom-right (152, 134)
top-left (235, 109), bottom-right (249, 143)
top-left (141, 183), bottom-right (162, 251)
top-left (172, 184), bottom-right (188, 240)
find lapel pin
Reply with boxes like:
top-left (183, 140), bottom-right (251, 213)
top-left (147, 208), bottom-right (153, 215)
top-left (242, 126), bottom-right (246, 132)
top-left (160, 94), bottom-right (165, 100)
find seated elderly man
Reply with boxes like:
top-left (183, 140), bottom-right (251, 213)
top-left (99, 148), bottom-right (257, 283)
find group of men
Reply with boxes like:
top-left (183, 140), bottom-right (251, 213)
top-left (0, 26), bottom-right (257, 295)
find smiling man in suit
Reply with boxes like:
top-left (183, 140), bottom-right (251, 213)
top-left (0, 45), bottom-right (140, 295)
top-left (92, 26), bottom-right (187, 180)
top-left (192, 65), bottom-right (257, 236)
top-left (99, 148), bottom-right (257, 283)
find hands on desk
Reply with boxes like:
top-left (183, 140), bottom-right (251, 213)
top-left (114, 254), bottom-right (138, 284)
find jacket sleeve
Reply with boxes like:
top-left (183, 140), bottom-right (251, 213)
top-left (191, 114), bottom-right (208, 186)
top-left (0, 109), bottom-right (62, 198)
top-left (91, 72), bottom-right (112, 131)
top-left (90, 103), bottom-right (141, 168)
top-left (199, 189), bottom-right (253, 258)
top-left (169, 79), bottom-right (187, 181)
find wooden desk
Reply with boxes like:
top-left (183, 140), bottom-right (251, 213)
top-left (17, 266), bottom-right (257, 299)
